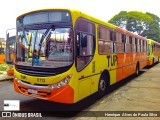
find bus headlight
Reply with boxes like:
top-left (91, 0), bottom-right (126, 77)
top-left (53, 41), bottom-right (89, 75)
top-left (15, 77), bottom-right (21, 83)
top-left (49, 74), bottom-right (72, 90)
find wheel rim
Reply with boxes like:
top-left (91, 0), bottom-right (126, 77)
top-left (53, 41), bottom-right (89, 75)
top-left (99, 79), bottom-right (106, 92)
top-left (136, 67), bottom-right (139, 75)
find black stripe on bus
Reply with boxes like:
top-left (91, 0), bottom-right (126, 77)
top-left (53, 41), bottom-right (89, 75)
top-left (79, 73), bottom-right (101, 80)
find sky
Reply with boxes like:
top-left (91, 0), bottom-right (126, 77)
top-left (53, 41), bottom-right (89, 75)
top-left (1, 0), bottom-right (160, 39)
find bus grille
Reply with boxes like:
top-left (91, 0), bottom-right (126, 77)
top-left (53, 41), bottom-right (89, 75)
top-left (18, 86), bottom-right (51, 98)
top-left (16, 67), bottom-right (56, 77)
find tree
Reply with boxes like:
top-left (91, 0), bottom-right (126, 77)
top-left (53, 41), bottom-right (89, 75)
top-left (109, 11), bottom-right (128, 28)
top-left (108, 11), bottom-right (160, 42)
top-left (143, 12), bottom-right (160, 41)
top-left (126, 11), bottom-right (152, 35)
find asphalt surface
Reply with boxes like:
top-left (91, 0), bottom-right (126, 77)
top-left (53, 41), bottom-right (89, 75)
top-left (0, 63), bottom-right (160, 120)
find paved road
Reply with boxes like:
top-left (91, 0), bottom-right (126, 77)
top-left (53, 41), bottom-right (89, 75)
top-left (0, 63), bottom-right (160, 120)
top-left (77, 63), bottom-right (160, 120)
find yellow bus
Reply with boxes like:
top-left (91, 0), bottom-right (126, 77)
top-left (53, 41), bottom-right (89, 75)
top-left (0, 39), bottom-right (6, 63)
top-left (6, 35), bottom-right (16, 77)
top-left (14, 8), bottom-right (148, 104)
top-left (147, 39), bottom-right (160, 66)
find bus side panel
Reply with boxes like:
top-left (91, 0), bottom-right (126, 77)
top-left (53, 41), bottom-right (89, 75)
top-left (109, 69), bottom-right (116, 85)
top-left (116, 53), bottom-right (136, 81)
top-left (78, 78), bottom-right (91, 100)
top-left (126, 53), bottom-right (134, 77)
top-left (116, 54), bottom-right (124, 81)
top-left (90, 75), bottom-right (100, 94)
top-left (116, 67), bottom-right (123, 82)
top-left (77, 60), bottom-right (95, 101)
top-left (140, 52), bottom-right (147, 69)
top-left (122, 54), bottom-right (132, 79)
top-left (107, 54), bottom-right (117, 85)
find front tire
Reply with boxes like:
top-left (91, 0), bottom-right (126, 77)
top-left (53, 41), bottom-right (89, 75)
top-left (135, 64), bottom-right (139, 77)
top-left (152, 58), bottom-right (154, 65)
top-left (97, 75), bottom-right (107, 98)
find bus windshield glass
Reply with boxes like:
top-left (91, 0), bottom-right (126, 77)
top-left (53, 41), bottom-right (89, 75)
top-left (16, 27), bottom-right (73, 68)
top-left (17, 11), bottom-right (71, 27)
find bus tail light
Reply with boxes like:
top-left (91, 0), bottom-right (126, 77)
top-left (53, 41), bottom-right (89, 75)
top-left (49, 74), bottom-right (72, 90)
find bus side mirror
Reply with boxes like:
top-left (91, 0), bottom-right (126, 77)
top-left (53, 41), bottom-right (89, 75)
top-left (81, 35), bottom-right (87, 48)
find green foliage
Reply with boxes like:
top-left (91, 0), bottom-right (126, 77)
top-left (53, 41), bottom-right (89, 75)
top-left (0, 63), bottom-right (7, 71)
top-left (126, 11), bottom-right (152, 35)
top-left (108, 11), bottom-right (160, 42)
top-left (143, 12), bottom-right (160, 41)
top-left (109, 11), bottom-right (128, 28)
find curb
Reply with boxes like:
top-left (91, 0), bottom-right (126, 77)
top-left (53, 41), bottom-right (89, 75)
top-left (0, 78), bottom-right (13, 82)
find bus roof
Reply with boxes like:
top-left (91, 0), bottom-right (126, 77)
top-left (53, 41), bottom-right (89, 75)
top-left (16, 8), bottom-right (116, 29)
top-left (17, 8), bottom-right (147, 40)
top-left (148, 39), bottom-right (160, 45)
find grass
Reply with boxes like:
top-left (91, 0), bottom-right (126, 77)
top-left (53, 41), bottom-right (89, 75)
top-left (0, 63), bottom-right (13, 81)
top-left (0, 63), bottom-right (8, 71)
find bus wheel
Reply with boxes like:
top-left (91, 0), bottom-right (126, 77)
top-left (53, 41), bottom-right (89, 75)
top-left (135, 64), bottom-right (139, 77)
top-left (97, 75), bottom-right (107, 98)
top-left (152, 58), bottom-right (154, 65)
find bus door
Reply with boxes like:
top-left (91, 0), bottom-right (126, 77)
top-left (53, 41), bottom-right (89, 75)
top-left (75, 19), bottom-right (96, 100)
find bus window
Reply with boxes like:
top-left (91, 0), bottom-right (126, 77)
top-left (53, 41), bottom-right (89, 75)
top-left (135, 38), bottom-right (138, 52)
top-left (139, 39), bottom-right (141, 52)
top-left (126, 36), bottom-right (132, 53)
top-left (121, 34), bottom-right (126, 52)
top-left (152, 43), bottom-right (155, 52)
top-left (110, 30), bottom-right (116, 53)
top-left (81, 34), bottom-right (87, 48)
top-left (148, 41), bottom-right (150, 56)
top-left (110, 30), bottom-right (113, 41)
top-left (76, 32), bottom-right (95, 70)
top-left (98, 26), bottom-right (116, 54)
top-left (142, 40), bottom-right (145, 52)
top-left (132, 38), bottom-right (135, 53)
top-left (76, 19), bottom-right (95, 71)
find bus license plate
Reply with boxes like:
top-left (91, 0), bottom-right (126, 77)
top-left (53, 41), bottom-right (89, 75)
top-left (28, 88), bottom-right (37, 94)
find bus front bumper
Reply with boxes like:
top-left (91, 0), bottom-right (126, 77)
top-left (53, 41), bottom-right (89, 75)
top-left (13, 78), bottom-right (74, 104)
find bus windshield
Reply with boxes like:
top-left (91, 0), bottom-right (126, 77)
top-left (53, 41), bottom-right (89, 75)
top-left (16, 27), bottom-right (73, 68)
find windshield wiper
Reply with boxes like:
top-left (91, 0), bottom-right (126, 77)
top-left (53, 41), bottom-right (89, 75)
top-left (38, 25), bottom-right (55, 58)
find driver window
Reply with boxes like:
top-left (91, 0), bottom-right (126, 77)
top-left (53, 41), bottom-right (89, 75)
top-left (76, 19), bottom-right (95, 71)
